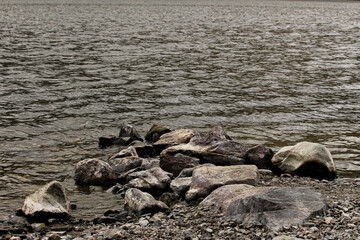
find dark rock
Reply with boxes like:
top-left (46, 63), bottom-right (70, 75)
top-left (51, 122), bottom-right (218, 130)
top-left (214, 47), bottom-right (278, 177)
top-left (225, 186), bottom-right (327, 231)
top-left (244, 144), bottom-right (274, 169)
top-left (130, 141), bottom-right (156, 157)
top-left (271, 142), bottom-right (337, 180)
top-left (22, 181), bottom-right (71, 221)
top-left (145, 124), bottom-right (172, 142)
top-left (192, 125), bottom-right (232, 146)
top-left (98, 135), bottom-right (124, 148)
top-left (159, 192), bottom-right (180, 206)
top-left (93, 216), bottom-right (117, 224)
top-left (74, 158), bottom-right (116, 186)
top-left (185, 165), bottom-right (259, 201)
top-left (118, 122), bottom-right (143, 145)
top-left (126, 167), bottom-right (173, 193)
top-left (160, 153), bottom-right (200, 177)
top-left (124, 188), bottom-right (169, 216)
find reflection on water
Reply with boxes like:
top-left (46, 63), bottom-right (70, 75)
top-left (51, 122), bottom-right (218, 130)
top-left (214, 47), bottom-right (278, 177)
top-left (0, 0), bottom-right (359, 219)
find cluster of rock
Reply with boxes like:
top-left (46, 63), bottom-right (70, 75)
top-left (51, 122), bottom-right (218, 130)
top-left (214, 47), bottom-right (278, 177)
top-left (19, 123), bottom-right (337, 232)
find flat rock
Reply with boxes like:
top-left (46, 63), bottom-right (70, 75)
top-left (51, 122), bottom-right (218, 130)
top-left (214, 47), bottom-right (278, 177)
top-left (225, 186), bottom-right (327, 231)
top-left (74, 158), bottom-right (116, 186)
top-left (185, 165), bottom-right (259, 201)
top-left (124, 188), bottom-right (169, 216)
top-left (22, 181), bottom-right (71, 221)
top-left (154, 129), bottom-right (196, 146)
top-left (109, 156), bottom-right (143, 176)
top-left (126, 167), bottom-right (173, 192)
top-left (271, 141), bottom-right (337, 179)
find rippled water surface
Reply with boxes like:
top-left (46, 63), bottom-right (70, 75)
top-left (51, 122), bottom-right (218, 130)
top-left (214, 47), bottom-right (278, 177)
top-left (1, 0), bottom-right (359, 219)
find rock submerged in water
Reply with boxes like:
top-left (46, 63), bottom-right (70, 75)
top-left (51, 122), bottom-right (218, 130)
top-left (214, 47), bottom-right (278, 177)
top-left (75, 158), bottom-right (116, 186)
top-left (124, 188), bottom-right (169, 216)
top-left (22, 181), bottom-right (71, 221)
top-left (271, 141), bottom-right (337, 180)
top-left (185, 165), bottom-right (259, 201)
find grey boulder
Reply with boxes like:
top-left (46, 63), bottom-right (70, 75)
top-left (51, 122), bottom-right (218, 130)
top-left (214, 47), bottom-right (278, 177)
top-left (185, 165), bottom-right (258, 201)
top-left (271, 141), bottom-right (337, 179)
top-left (75, 158), bottom-right (116, 186)
top-left (170, 177), bottom-right (192, 196)
top-left (22, 181), bottom-right (71, 220)
top-left (124, 188), bottom-right (169, 216)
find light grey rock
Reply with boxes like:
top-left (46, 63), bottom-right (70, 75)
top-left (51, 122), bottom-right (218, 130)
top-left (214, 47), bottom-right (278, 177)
top-left (185, 165), bottom-right (259, 201)
top-left (22, 181), bottom-right (70, 220)
top-left (109, 156), bottom-right (143, 176)
top-left (170, 177), bottom-right (192, 196)
top-left (271, 142), bottom-right (337, 179)
top-left (124, 188), bottom-right (169, 216)
top-left (74, 158), bottom-right (116, 186)
top-left (226, 186), bottom-right (327, 231)
top-left (126, 167), bottom-right (173, 192)
top-left (109, 146), bottom-right (138, 160)
top-left (154, 129), bottom-right (196, 146)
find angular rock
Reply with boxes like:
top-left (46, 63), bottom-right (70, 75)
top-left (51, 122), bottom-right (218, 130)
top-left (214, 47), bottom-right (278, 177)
top-left (130, 141), bottom-right (156, 158)
top-left (124, 188), bottom-right (169, 216)
top-left (145, 124), bottom-right (172, 142)
top-left (244, 144), bottom-right (274, 169)
top-left (170, 177), bottom-right (192, 196)
top-left (271, 142), bottom-right (337, 180)
top-left (192, 125), bottom-right (232, 145)
top-left (185, 165), bottom-right (259, 201)
top-left (126, 167), bottom-right (173, 193)
top-left (98, 135), bottom-right (123, 148)
top-left (225, 186), bottom-right (327, 231)
top-left (109, 156), bottom-right (143, 176)
top-left (109, 146), bottom-right (138, 160)
top-left (160, 153), bottom-right (200, 177)
top-left (22, 181), bottom-right (71, 221)
top-left (116, 158), bottom-right (160, 183)
top-left (154, 129), bottom-right (196, 146)
top-left (75, 158), bottom-right (116, 186)
top-left (118, 122), bottom-right (143, 145)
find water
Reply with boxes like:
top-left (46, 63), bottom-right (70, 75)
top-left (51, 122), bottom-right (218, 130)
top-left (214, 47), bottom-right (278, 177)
top-left (0, 0), bottom-right (359, 219)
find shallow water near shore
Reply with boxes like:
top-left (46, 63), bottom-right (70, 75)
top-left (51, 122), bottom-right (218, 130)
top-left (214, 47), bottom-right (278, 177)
top-left (0, 0), bottom-right (359, 220)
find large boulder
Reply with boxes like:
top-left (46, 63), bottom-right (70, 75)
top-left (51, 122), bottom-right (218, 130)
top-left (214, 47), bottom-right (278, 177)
top-left (126, 167), bottom-right (173, 193)
top-left (185, 165), bottom-right (259, 201)
top-left (145, 124), bottom-right (172, 142)
top-left (244, 144), bottom-right (274, 169)
top-left (212, 185), bottom-right (327, 231)
top-left (22, 181), bottom-right (71, 221)
top-left (124, 188), bottom-right (169, 216)
top-left (160, 153), bottom-right (200, 177)
top-left (271, 142), bottom-right (337, 179)
top-left (75, 158), bottom-right (116, 186)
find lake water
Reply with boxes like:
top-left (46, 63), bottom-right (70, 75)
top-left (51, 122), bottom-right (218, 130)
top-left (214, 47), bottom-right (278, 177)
top-left (1, 0), bottom-right (359, 219)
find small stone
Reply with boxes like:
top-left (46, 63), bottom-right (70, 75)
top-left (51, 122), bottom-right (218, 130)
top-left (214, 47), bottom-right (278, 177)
top-left (139, 219), bottom-right (149, 226)
top-left (350, 217), bottom-right (360, 223)
top-left (205, 228), bottom-right (213, 233)
top-left (48, 234), bottom-right (61, 240)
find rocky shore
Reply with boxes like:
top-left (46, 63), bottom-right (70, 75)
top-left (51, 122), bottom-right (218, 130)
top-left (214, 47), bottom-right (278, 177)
top-left (1, 124), bottom-right (359, 240)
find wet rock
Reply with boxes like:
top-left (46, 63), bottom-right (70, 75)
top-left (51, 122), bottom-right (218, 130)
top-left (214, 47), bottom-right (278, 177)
top-left (75, 158), bottom-right (116, 186)
top-left (244, 144), bottom-right (274, 169)
top-left (170, 177), bottom-right (192, 196)
top-left (185, 165), bottom-right (259, 201)
top-left (160, 153), bottom-right (200, 177)
top-left (109, 146), bottom-right (138, 160)
top-left (271, 142), bottom-right (337, 180)
top-left (124, 188), bottom-right (169, 216)
top-left (98, 135), bottom-right (125, 148)
top-left (118, 122), bottom-right (143, 145)
top-left (109, 156), bottom-right (143, 176)
top-left (130, 141), bottom-right (156, 158)
top-left (226, 187), bottom-right (327, 231)
top-left (126, 167), bottom-right (173, 193)
top-left (22, 181), bottom-right (70, 221)
top-left (145, 124), bottom-right (172, 142)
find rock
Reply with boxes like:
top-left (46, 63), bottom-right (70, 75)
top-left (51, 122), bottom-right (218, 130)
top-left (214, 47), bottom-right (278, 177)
top-left (145, 124), bottom-right (172, 142)
top-left (118, 122), bottom-right (143, 145)
top-left (159, 192), bottom-right (179, 206)
top-left (98, 135), bottom-right (125, 148)
top-left (22, 181), bottom-right (71, 221)
top-left (225, 186), bottom-right (327, 231)
top-left (126, 167), bottom-right (173, 193)
top-left (160, 153), bottom-right (200, 177)
top-left (185, 165), bottom-right (259, 201)
top-left (109, 146), bottom-right (138, 160)
top-left (124, 188), bottom-right (169, 216)
top-left (154, 129), bottom-right (196, 146)
top-left (109, 156), bottom-right (143, 176)
top-left (75, 158), bottom-right (116, 186)
top-left (115, 158), bottom-right (160, 183)
top-left (139, 219), bottom-right (149, 226)
top-left (192, 125), bottom-right (232, 145)
top-left (244, 144), bottom-right (274, 169)
top-left (170, 177), bottom-right (192, 196)
top-left (273, 236), bottom-right (302, 240)
top-left (130, 141), bottom-right (156, 158)
top-left (271, 142), bottom-right (337, 180)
